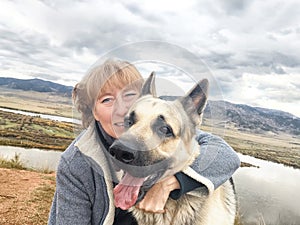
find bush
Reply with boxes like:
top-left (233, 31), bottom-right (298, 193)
top-left (0, 153), bottom-right (26, 170)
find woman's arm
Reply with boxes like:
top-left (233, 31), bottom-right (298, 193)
top-left (170, 129), bottom-right (240, 199)
top-left (192, 129), bottom-right (240, 188)
top-left (48, 154), bottom-right (95, 225)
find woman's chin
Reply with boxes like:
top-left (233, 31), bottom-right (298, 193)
top-left (112, 126), bottom-right (125, 138)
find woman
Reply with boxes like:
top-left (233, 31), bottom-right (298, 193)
top-left (48, 59), bottom-right (240, 225)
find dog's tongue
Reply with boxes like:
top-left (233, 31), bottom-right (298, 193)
top-left (113, 172), bottom-right (145, 210)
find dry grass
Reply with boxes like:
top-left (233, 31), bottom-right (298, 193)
top-left (27, 179), bottom-right (56, 224)
top-left (0, 156), bottom-right (55, 225)
top-left (0, 110), bottom-right (80, 151)
top-left (0, 167), bottom-right (56, 225)
top-left (0, 87), bottom-right (73, 118)
top-left (201, 122), bottom-right (300, 169)
top-left (0, 154), bottom-right (26, 170)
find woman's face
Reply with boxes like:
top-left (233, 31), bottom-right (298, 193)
top-left (93, 86), bottom-right (139, 138)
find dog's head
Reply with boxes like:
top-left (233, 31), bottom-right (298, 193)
top-left (110, 72), bottom-right (209, 210)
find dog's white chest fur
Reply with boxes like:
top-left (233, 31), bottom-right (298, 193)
top-left (130, 180), bottom-right (236, 225)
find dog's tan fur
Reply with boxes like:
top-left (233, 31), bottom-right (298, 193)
top-left (131, 180), bottom-right (236, 225)
top-left (112, 73), bottom-right (236, 225)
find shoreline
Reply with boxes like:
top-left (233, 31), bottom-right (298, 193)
top-left (1, 107), bottom-right (299, 169)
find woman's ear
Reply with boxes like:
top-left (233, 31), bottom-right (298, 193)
top-left (92, 100), bottom-right (101, 122)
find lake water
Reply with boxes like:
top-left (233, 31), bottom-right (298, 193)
top-left (234, 154), bottom-right (300, 225)
top-left (0, 108), bottom-right (73, 170)
top-left (0, 146), bottom-right (62, 171)
top-left (0, 107), bottom-right (81, 124)
top-left (0, 145), bottom-right (299, 224)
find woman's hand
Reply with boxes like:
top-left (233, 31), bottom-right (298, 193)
top-left (135, 175), bottom-right (180, 213)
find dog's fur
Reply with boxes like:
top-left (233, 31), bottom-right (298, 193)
top-left (110, 73), bottom-right (236, 225)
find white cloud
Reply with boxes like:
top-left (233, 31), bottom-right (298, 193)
top-left (0, 0), bottom-right (299, 117)
top-left (224, 73), bottom-right (300, 117)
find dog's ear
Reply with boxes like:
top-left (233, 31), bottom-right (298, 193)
top-left (140, 72), bottom-right (157, 97)
top-left (179, 79), bottom-right (209, 118)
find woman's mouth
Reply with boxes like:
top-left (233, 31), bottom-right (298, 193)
top-left (114, 122), bottom-right (124, 127)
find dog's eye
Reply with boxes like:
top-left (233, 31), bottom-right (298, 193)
top-left (124, 111), bottom-right (136, 128)
top-left (159, 125), bottom-right (174, 137)
top-left (124, 118), bottom-right (133, 128)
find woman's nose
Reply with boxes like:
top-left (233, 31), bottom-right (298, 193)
top-left (114, 98), bottom-right (130, 117)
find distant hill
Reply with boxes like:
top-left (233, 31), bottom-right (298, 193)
top-left (204, 100), bottom-right (300, 136)
top-left (161, 97), bottom-right (300, 136)
top-left (0, 77), bottom-right (73, 97)
top-left (1, 77), bottom-right (299, 136)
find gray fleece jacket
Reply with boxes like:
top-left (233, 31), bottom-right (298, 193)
top-left (48, 122), bottom-right (240, 225)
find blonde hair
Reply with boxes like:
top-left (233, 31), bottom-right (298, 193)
top-left (73, 59), bottom-right (143, 128)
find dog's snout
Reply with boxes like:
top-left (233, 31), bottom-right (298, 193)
top-left (109, 144), bottom-right (136, 164)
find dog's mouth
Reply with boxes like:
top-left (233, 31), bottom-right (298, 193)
top-left (113, 171), bottom-right (163, 210)
top-left (109, 139), bottom-right (171, 210)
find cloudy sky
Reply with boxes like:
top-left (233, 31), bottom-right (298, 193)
top-left (0, 0), bottom-right (299, 117)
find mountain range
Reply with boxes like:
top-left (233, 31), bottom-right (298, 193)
top-left (1, 77), bottom-right (299, 136)
top-left (0, 77), bottom-right (73, 97)
top-left (205, 100), bottom-right (299, 136)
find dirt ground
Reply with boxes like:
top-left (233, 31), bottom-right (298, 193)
top-left (0, 168), bottom-right (55, 225)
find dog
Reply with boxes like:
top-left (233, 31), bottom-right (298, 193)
top-left (109, 73), bottom-right (236, 225)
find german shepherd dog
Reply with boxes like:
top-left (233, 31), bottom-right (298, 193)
top-left (109, 73), bottom-right (236, 225)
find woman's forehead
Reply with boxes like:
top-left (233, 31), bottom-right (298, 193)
top-left (98, 83), bottom-right (139, 97)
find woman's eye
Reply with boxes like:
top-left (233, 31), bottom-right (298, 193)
top-left (100, 97), bottom-right (114, 104)
top-left (123, 92), bottom-right (138, 101)
top-left (126, 93), bottom-right (137, 97)
top-left (125, 92), bottom-right (137, 97)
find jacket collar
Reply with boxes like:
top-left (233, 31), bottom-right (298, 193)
top-left (74, 122), bottom-right (122, 225)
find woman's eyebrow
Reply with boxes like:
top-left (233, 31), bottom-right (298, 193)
top-left (98, 93), bottom-right (114, 99)
top-left (123, 88), bottom-right (138, 92)
top-left (102, 93), bottom-right (113, 96)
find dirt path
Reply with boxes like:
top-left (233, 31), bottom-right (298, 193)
top-left (0, 168), bottom-right (55, 225)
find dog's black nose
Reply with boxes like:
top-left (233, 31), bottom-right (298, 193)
top-left (109, 144), bottom-right (136, 164)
